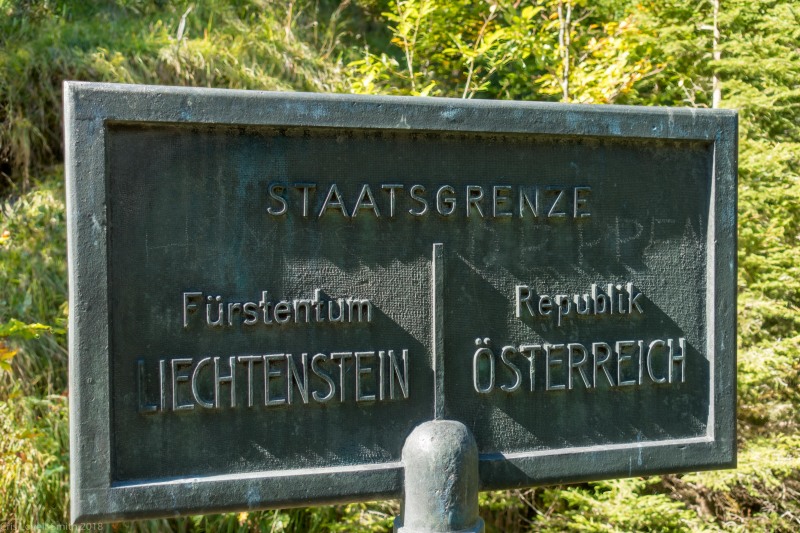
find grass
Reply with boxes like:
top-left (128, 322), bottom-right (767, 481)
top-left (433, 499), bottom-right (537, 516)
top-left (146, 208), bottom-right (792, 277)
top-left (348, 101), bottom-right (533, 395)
top-left (0, 0), bottom-right (367, 194)
top-left (0, 387), bottom-right (69, 528)
top-left (0, 168), bottom-right (67, 396)
top-left (1, 0), bottom-right (800, 530)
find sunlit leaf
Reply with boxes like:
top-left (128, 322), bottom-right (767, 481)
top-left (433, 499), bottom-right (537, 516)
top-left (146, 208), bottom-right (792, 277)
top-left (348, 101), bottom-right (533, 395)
top-left (0, 319), bottom-right (52, 340)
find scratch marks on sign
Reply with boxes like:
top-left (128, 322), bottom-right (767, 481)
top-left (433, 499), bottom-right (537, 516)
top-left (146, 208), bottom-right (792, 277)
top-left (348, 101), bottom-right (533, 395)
top-left (246, 485), bottom-right (261, 508)
top-left (614, 217), bottom-right (644, 262)
top-left (456, 252), bottom-right (521, 297)
top-left (251, 441), bottom-right (276, 460)
top-left (441, 107), bottom-right (462, 123)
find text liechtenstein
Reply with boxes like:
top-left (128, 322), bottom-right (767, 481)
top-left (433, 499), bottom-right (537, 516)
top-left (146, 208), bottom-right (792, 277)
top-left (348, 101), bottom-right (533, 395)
top-left (135, 289), bottom-right (410, 413)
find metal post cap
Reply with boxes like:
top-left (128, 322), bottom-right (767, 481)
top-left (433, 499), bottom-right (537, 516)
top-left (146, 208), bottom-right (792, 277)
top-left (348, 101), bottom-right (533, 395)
top-left (394, 420), bottom-right (484, 533)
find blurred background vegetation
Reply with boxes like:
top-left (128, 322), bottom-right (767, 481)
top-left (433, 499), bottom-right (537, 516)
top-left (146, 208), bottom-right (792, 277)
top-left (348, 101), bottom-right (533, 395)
top-left (1, 0), bottom-right (799, 530)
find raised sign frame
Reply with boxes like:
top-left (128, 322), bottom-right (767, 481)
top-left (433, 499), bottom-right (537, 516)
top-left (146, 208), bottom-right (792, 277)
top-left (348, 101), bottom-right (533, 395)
top-left (66, 82), bottom-right (736, 523)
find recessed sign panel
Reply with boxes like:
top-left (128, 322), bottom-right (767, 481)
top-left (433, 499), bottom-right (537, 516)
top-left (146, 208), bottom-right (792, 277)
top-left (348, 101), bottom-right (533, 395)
top-left (65, 82), bottom-right (736, 522)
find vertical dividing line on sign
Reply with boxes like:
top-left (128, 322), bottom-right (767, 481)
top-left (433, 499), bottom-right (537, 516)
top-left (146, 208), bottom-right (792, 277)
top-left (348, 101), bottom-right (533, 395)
top-left (432, 243), bottom-right (445, 420)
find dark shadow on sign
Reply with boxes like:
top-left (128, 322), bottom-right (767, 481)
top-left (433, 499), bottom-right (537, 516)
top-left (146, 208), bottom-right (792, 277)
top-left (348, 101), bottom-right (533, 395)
top-left (111, 291), bottom-right (432, 483)
top-left (441, 254), bottom-right (711, 458)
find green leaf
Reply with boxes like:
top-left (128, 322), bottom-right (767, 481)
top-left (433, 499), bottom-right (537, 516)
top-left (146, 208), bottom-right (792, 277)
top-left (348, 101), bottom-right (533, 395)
top-left (0, 318), bottom-right (52, 340)
top-left (521, 6), bottom-right (543, 21)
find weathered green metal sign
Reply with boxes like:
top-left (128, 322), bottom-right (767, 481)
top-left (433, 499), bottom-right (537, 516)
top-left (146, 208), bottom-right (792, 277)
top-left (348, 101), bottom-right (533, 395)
top-left (65, 82), bottom-right (737, 523)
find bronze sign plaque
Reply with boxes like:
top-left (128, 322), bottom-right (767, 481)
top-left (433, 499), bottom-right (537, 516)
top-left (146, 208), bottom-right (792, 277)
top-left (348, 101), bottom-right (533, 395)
top-left (65, 82), bottom-right (736, 522)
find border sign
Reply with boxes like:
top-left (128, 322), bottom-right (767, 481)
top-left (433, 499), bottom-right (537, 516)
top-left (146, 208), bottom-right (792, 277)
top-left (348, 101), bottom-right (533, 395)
top-left (65, 82), bottom-right (736, 522)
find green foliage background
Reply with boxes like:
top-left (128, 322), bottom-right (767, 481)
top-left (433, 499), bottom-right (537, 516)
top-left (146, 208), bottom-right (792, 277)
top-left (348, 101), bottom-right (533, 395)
top-left (1, 0), bottom-right (799, 530)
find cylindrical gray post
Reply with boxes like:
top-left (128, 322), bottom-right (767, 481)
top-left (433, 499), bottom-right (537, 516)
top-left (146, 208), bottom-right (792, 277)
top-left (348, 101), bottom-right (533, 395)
top-left (394, 420), bottom-right (484, 533)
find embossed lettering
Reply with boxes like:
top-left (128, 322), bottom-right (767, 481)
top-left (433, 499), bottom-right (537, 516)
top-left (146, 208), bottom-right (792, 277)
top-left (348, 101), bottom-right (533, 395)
top-left (545, 344), bottom-right (566, 391)
top-left (137, 359), bottom-right (158, 414)
top-left (381, 184), bottom-right (404, 218)
top-left (669, 337), bottom-right (686, 383)
top-left (615, 340), bottom-right (637, 387)
top-left (500, 345), bottom-right (521, 393)
top-left (171, 358), bottom-right (194, 411)
top-left (473, 341), bottom-right (495, 394)
top-left (568, 343), bottom-right (591, 389)
top-left (214, 356), bottom-right (236, 408)
top-left (592, 342), bottom-right (615, 387)
top-left (331, 352), bottom-right (353, 402)
top-left (546, 187), bottom-right (567, 217)
top-left (318, 183), bottom-right (349, 218)
top-left (519, 187), bottom-right (539, 217)
top-left (286, 353), bottom-right (309, 404)
top-left (436, 185), bottom-right (456, 216)
top-left (646, 340), bottom-right (667, 384)
top-left (516, 285), bottom-right (535, 318)
top-left (264, 354), bottom-right (286, 406)
top-left (465, 185), bottom-right (484, 218)
top-left (513, 283), bottom-right (645, 326)
top-left (519, 344), bottom-right (541, 392)
top-left (408, 185), bottom-right (428, 216)
top-left (191, 357), bottom-right (213, 409)
top-left (573, 186), bottom-right (591, 218)
top-left (182, 292), bottom-right (202, 328)
top-left (267, 183), bottom-right (288, 216)
top-left (355, 351), bottom-right (376, 402)
top-left (389, 349), bottom-right (409, 400)
top-left (493, 185), bottom-right (512, 217)
top-left (265, 182), bottom-right (592, 220)
top-left (138, 349), bottom-right (412, 412)
top-left (242, 302), bottom-right (259, 325)
top-left (206, 295), bottom-right (223, 327)
top-left (292, 183), bottom-right (315, 217)
top-left (238, 355), bottom-right (262, 407)
top-left (311, 353), bottom-right (335, 403)
top-left (352, 184), bottom-right (381, 217)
